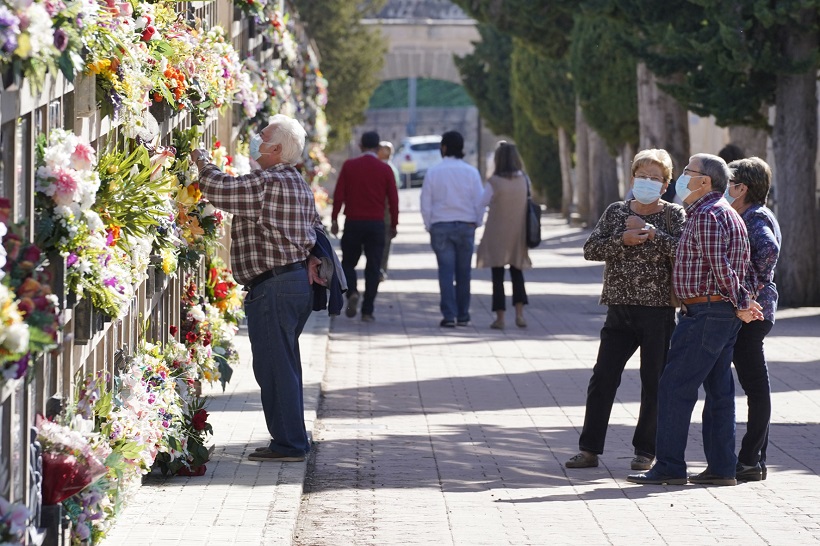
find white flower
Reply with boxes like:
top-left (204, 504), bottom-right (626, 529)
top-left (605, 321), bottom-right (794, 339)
top-left (2, 322), bottom-right (30, 354)
top-left (83, 210), bottom-right (105, 232)
top-left (188, 305), bottom-right (205, 322)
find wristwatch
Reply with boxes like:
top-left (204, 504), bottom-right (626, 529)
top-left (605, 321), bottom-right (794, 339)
top-left (195, 150), bottom-right (211, 169)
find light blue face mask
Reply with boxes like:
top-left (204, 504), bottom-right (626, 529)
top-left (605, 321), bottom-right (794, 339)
top-left (675, 174), bottom-right (692, 202)
top-left (724, 187), bottom-right (737, 205)
top-left (632, 178), bottom-right (664, 204)
top-left (249, 134), bottom-right (265, 160)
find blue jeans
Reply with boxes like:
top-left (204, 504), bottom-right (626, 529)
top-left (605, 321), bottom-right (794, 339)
top-left (653, 300), bottom-right (741, 478)
top-left (341, 220), bottom-right (385, 316)
top-left (244, 267), bottom-right (313, 457)
top-left (430, 222), bottom-right (475, 322)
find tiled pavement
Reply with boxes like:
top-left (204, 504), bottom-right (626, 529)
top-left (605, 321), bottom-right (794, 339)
top-left (106, 202), bottom-right (820, 545)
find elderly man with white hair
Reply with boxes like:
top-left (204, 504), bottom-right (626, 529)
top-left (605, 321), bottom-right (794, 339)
top-left (191, 114), bottom-right (323, 462)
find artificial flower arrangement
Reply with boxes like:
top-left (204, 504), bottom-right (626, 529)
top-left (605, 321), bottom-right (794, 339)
top-left (0, 0), bottom-right (100, 93)
top-left (0, 495), bottom-right (30, 544)
top-left (0, 199), bottom-right (60, 388)
top-left (94, 141), bottom-right (180, 281)
top-left (37, 415), bottom-right (110, 508)
top-left (179, 276), bottom-right (225, 388)
top-left (34, 129), bottom-right (135, 319)
top-left (232, 0), bottom-right (268, 19)
top-left (170, 128), bottom-right (225, 270)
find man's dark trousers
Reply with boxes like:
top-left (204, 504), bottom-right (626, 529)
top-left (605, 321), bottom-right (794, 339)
top-left (341, 219), bottom-right (385, 316)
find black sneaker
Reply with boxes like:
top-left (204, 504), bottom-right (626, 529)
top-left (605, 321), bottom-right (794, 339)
top-left (248, 448), bottom-right (305, 462)
top-left (736, 462), bottom-right (763, 482)
top-left (456, 320), bottom-right (471, 327)
top-left (440, 319), bottom-right (456, 328)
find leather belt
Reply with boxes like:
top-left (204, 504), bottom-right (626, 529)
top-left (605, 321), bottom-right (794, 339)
top-left (681, 294), bottom-right (724, 305)
top-left (247, 261), bottom-right (306, 290)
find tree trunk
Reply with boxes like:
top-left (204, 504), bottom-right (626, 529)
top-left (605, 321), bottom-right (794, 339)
top-left (772, 16), bottom-right (820, 306)
top-left (728, 124), bottom-right (768, 160)
top-left (575, 101), bottom-right (590, 225)
top-left (588, 128), bottom-right (618, 225)
top-left (637, 63), bottom-right (690, 174)
top-left (558, 126), bottom-right (574, 219)
top-left (620, 142), bottom-right (635, 199)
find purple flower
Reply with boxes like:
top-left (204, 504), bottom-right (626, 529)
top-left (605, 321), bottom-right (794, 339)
top-left (103, 277), bottom-right (118, 287)
top-left (66, 252), bottom-right (78, 267)
top-left (10, 354), bottom-right (30, 380)
top-left (53, 28), bottom-right (68, 52)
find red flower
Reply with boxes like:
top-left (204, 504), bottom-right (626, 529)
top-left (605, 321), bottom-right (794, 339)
top-left (169, 325), bottom-right (178, 336)
top-left (22, 244), bottom-right (41, 264)
top-left (192, 409), bottom-right (208, 431)
top-left (185, 331), bottom-right (198, 344)
top-left (214, 282), bottom-right (229, 299)
top-left (141, 25), bottom-right (156, 42)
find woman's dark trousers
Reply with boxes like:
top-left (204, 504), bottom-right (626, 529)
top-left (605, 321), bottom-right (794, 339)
top-left (490, 266), bottom-right (528, 311)
top-left (578, 305), bottom-right (676, 458)
top-left (734, 319), bottom-right (774, 466)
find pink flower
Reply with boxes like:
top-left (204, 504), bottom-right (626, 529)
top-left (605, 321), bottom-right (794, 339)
top-left (70, 143), bottom-right (96, 171)
top-left (52, 168), bottom-right (79, 206)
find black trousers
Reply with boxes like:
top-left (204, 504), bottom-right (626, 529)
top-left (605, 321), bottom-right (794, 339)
top-left (490, 266), bottom-right (527, 311)
top-left (340, 220), bottom-right (385, 315)
top-left (734, 319), bottom-right (774, 466)
top-left (578, 305), bottom-right (676, 457)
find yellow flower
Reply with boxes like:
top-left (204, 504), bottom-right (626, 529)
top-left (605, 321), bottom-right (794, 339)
top-left (176, 184), bottom-right (202, 207)
top-left (14, 34), bottom-right (31, 58)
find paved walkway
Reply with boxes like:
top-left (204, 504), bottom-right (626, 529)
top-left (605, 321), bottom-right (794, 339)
top-left (105, 203), bottom-right (820, 545)
top-left (294, 209), bottom-right (820, 545)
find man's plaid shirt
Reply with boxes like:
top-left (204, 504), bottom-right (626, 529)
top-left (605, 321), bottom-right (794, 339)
top-left (673, 191), bottom-right (752, 309)
top-left (198, 162), bottom-right (321, 286)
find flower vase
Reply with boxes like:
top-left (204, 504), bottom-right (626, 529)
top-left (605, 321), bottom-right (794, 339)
top-left (46, 251), bottom-right (76, 310)
top-left (2, 64), bottom-right (22, 92)
top-left (73, 298), bottom-right (103, 344)
top-left (40, 503), bottom-right (68, 546)
top-left (149, 100), bottom-right (173, 123)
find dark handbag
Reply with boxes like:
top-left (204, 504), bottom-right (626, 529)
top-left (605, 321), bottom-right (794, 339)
top-left (525, 176), bottom-right (542, 249)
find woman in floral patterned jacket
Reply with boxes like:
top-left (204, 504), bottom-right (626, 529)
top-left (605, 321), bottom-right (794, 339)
top-left (566, 149), bottom-right (686, 472)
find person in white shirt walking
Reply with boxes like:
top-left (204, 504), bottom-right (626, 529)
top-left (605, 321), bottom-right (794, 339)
top-left (420, 131), bottom-right (485, 328)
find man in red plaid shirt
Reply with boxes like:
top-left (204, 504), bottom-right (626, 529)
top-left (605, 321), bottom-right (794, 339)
top-left (192, 114), bottom-right (324, 463)
top-left (628, 153), bottom-right (763, 487)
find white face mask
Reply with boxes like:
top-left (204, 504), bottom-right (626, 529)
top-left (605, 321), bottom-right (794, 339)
top-left (675, 174), bottom-right (693, 202)
top-left (632, 178), bottom-right (664, 204)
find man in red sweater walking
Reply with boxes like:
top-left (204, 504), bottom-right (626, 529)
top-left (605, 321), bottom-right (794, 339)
top-left (331, 131), bottom-right (399, 321)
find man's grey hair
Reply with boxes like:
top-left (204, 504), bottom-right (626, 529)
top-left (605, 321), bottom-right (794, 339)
top-left (267, 114), bottom-right (306, 164)
top-left (691, 153), bottom-right (731, 192)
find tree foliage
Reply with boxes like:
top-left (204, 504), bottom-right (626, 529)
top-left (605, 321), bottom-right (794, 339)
top-left (513, 101), bottom-right (562, 209)
top-left (612, 0), bottom-right (820, 304)
top-left (453, 24), bottom-right (514, 136)
top-left (570, 13), bottom-right (638, 154)
top-left (510, 40), bottom-right (574, 135)
top-left (293, 0), bottom-right (387, 151)
top-left (452, 0), bottom-right (573, 58)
